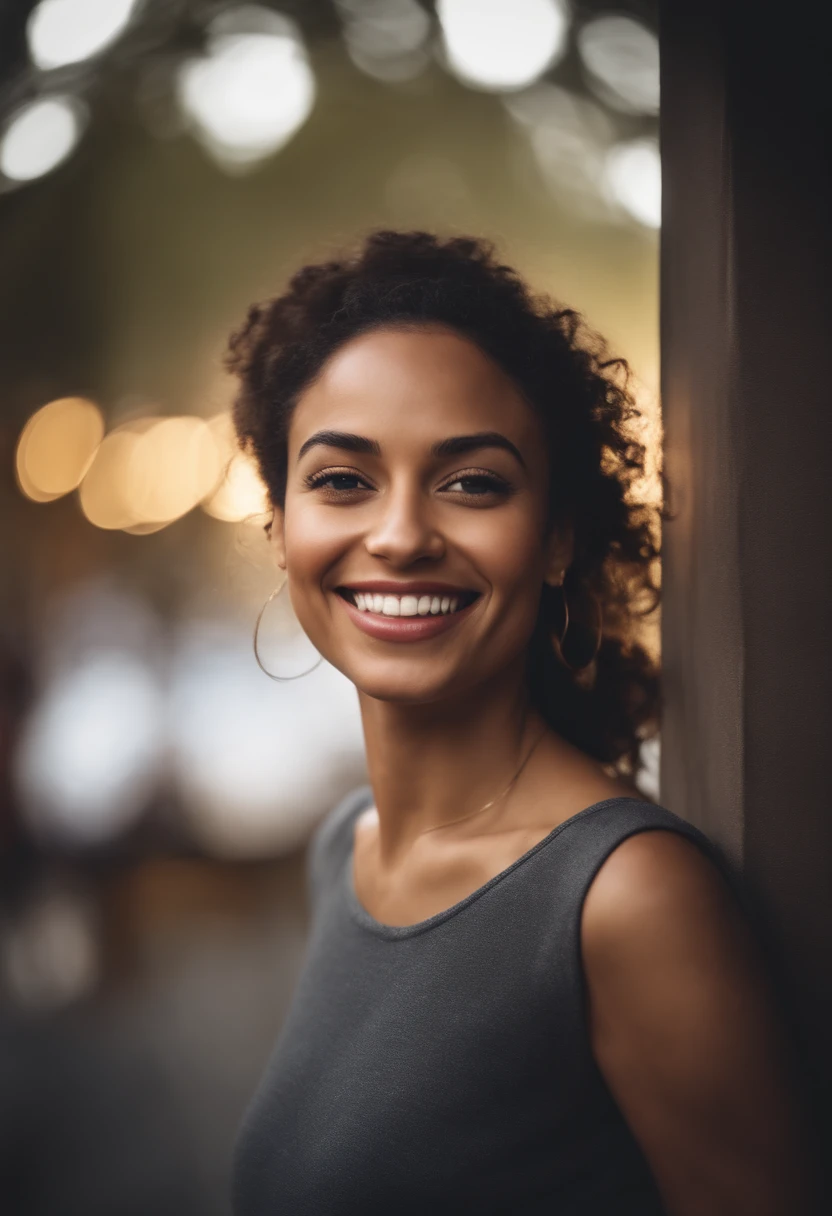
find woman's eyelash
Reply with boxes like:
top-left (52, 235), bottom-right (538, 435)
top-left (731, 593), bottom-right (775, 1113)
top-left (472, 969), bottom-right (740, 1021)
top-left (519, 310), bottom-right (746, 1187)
top-left (440, 470), bottom-right (513, 495)
top-left (304, 469), bottom-right (370, 492)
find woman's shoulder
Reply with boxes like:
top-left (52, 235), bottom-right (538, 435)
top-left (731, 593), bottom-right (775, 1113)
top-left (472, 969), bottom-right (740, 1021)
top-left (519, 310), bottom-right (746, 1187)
top-left (306, 784), bottom-right (374, 907)
top-left (576, 798), bottom-right (748, 948)
top-left (578, 793), bottom-right (740, 878)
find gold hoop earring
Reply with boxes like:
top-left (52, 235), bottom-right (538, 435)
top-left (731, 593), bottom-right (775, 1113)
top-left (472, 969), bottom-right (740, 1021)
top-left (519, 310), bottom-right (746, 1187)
top-left (253, 581), bottom-right (323, 681)
top-left (551, 582), bottom-right (603, 673)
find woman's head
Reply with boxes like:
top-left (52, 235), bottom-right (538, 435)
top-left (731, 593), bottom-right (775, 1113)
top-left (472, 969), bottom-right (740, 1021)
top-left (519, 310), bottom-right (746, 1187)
top-left (226, 231), bottom-right (661, 777)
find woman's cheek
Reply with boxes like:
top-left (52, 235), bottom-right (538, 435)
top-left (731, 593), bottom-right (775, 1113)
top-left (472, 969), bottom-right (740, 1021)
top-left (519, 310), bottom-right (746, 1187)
top-left (282, 511), bottom-right (338, 620)
top-left (466, 508), bottom-right (547, 596)
top-left (285, 502), bottom-right (341, 572)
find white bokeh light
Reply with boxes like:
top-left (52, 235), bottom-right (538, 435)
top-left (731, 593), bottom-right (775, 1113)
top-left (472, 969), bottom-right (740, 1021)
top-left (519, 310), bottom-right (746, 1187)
top-left (504, 83), bottom-right (616, 220)
top-left (437, 0), bottom-right (568, 92)
top-left (338, 0), bottom-right (432, 84)
top-left (168, 623), bottom-right (366, 859)
top-left (177, 6), bottom-right (315, 171)
top-left (0, 96), bottom-right (84, 183)
top-left (27, 0), bottom-right (139, 71)
top-left (636, 735), bottom-right (660, 801)
top-left (577, 15), bottom-right (659, 116)
top-left (603, 138), bottom-right (661, 229)
top-left (14, 652), bottom-right (164, 846)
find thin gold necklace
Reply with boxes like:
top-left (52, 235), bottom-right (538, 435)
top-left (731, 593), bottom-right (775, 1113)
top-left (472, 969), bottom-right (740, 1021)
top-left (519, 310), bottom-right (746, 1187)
top-left (414, 727), bottom-right (548, 838)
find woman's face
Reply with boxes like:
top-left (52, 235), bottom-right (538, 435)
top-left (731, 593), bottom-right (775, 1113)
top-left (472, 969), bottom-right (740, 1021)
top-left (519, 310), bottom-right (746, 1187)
top-left (273, 325), bottom-right (571, 706)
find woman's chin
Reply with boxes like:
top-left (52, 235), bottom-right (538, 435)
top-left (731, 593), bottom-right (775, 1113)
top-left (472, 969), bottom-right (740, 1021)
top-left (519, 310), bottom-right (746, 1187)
top-left (345, 660), bottom-right (471, 709)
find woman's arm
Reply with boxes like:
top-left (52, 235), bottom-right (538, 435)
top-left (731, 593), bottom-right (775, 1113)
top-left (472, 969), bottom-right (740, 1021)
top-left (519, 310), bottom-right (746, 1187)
top-left (581, 829), bottom-right (822, 1216)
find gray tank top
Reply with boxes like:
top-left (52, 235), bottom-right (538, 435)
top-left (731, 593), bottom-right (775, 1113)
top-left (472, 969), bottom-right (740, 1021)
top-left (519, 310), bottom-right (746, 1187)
top-left (232, 786), bottom-right (742, 1215)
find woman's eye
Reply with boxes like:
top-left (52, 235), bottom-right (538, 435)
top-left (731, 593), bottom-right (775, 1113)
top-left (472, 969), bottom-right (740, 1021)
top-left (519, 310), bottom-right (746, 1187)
top-left (306, 471), bottom-right (369, 493)
top-left (441, 474), bottom-right (511, 497)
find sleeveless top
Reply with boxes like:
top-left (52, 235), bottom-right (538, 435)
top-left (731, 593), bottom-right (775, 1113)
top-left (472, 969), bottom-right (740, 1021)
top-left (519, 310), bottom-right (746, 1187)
top-left (232, 787), bottom-right (743, 1215)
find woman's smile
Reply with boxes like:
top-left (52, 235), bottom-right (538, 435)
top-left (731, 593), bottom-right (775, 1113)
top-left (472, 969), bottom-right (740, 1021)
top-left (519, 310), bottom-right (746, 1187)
top-left (335, 581), bottom-right (481, 642)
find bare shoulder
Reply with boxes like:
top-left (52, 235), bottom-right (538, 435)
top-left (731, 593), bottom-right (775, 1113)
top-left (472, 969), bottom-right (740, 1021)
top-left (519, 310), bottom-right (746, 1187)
top-left (580, 828), bottom-right (821, 1214)
top-left (580, 827), bottom-right (756, 1012)
top-left (582, 827), bottom-right (735, 941)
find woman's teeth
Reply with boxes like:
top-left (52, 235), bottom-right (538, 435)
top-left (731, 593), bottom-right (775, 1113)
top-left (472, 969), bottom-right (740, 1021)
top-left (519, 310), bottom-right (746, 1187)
top-left (352, 593), bottom-right (460, 617)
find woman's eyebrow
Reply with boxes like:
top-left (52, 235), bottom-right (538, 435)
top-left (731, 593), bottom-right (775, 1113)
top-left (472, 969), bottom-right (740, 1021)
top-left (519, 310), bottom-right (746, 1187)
top-left (297, 430), bottom-right (381, 460)
top-left (431, 432), bottom-right (526, 469)
top-left (296, 429), bottom-right (526, 469)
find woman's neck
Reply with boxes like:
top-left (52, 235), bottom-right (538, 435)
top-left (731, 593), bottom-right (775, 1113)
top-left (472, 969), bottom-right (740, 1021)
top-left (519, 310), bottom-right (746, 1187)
top-left (357, 664), bottom-right (545, 863)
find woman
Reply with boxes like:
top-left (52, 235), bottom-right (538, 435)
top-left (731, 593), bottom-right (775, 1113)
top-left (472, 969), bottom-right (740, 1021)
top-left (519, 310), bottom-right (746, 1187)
top-left (228, 232), bottom-right (818, 1214)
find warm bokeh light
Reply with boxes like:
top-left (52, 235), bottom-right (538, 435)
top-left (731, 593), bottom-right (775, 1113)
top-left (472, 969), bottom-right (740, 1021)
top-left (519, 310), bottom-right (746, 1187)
top-left (201, 412), bottom-right (269, 523)
top-left (0, 95), bottom-right (85, 183)
top-left (437, 0), bottom-right (568, 92)
top-left (124, 415), bottom-right (223, 525)
top-left (27, 0), bottom-right (139, 71)
top-left (15, 396), bottom-right (104, 503)
top-left (78, 425), bottom-right (144, 530)
top-left (76, 414), bottom-right (226, 531)
top-left (202, 452), bottom-right (269, 523)
top-left (176, 6), bottom-right (316, 171)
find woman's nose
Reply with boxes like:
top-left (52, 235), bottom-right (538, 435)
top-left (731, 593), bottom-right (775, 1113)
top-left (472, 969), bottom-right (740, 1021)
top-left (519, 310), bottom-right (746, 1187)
top-left (363, 485), bottom-right (445, 567)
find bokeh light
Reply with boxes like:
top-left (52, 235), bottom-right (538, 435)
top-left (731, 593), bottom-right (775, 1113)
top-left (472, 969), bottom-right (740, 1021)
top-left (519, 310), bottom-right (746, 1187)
top-left (437, 0), bottom-right (568, 92)
top-left (76, 414), bottom-right (225, 531)
top-left (14, 651), bottom-right (164, 846)
top-left (577, 15), bottom-right (660, 117)
top-left (603, 137), bottom-right (661, 229)
top-left (0, 95), bottom-right (85, 183)
top-left (504, 83), bottom-right (615, 220)
top-left (77, 421), bottom-right (148, 531)
top-left (27, 0), bottom-right (140, 71)
top-left (15, 396), bottom-right (104, 502)
top-left (201, 412), bottom-right (269, 522)
top-left (168, 623), bottom-right (366, 858)
top-left (202, 453), bottom-right (269, 522)
top-left (338, 0), bottom-right (432, 84)
top-left (176, 6), bottom-right (316, 171)
top-left (124, 415), bottom-right (222, 525)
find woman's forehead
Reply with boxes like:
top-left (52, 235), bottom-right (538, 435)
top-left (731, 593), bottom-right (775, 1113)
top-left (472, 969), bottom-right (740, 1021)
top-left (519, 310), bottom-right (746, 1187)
top-left (289, 325), bottom-right (540, 448)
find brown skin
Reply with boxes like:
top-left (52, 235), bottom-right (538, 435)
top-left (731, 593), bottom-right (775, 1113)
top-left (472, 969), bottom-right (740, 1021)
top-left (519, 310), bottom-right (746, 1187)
top-left (270, 324), bottom-right (818, 1213)
top-left (582, 831), bottom-right (821, 1214)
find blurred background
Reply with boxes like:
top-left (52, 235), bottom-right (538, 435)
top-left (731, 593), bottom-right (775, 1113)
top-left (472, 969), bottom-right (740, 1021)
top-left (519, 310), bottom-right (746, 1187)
top-left (0, 1), bottom-right (660, 1211)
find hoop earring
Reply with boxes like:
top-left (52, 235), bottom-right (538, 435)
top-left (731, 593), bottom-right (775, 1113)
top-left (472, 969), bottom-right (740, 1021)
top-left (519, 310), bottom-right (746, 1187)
top-left (551, 582), bottom-right (603, 673)
top-left (253, 581), bottom-right (323, 681)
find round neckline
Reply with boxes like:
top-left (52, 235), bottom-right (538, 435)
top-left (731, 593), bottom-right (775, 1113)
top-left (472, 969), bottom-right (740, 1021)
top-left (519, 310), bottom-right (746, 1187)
top-left (343, 794), bottom-right (652, 940)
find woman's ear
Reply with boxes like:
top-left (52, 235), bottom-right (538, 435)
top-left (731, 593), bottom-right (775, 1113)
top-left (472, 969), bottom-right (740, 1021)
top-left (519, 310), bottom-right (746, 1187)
top-left (269, 506), bottom-right (287, 571)
top-left (543, 519), bottom-right (574, 587)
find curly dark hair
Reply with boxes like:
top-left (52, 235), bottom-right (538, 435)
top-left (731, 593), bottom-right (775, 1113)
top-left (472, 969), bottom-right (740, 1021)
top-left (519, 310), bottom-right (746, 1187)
top-left (226, 230), bottom-right (662, 780)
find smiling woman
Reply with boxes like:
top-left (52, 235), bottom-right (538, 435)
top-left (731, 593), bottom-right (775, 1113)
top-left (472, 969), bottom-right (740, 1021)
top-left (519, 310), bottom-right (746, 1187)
top-left (226, 232), bottom-right (819, 1215)
top-left (229, 232), bottom-right (662, 774)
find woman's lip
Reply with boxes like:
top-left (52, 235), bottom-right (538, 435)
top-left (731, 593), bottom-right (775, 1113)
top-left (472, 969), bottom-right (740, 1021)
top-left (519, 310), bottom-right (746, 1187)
top-left (338, 580), bottom-right (477, 596)
top-left (336, 593), bottom-right (477, 642)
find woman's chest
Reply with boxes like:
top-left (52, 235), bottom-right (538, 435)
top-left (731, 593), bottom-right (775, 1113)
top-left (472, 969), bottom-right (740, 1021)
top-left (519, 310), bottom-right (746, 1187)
top-left (351, 821), bottom-right (561, 927)
top-left (233, 916), bottom-right (602, 1215)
